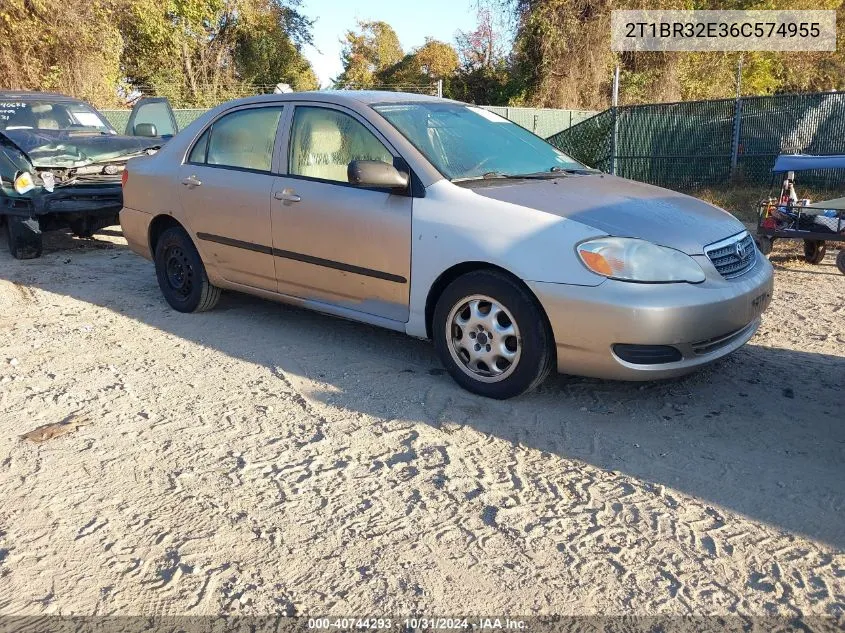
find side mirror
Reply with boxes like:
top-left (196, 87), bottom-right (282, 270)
top-left (134, 123), bottom-right (158, 138)
top-left (348, 160), bottom-right (409, 189)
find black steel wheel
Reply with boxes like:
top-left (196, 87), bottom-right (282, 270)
top-left (154, 226), bottom-right (220, 312)
top-left (803, 239), bottom-right (826, 264)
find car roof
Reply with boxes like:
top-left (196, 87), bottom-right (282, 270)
top-left (218, 90), bottom-right (462, 109)
top-left (0, 90), bottom-right (87, 103)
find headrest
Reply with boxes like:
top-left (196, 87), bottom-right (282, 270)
top-left (308, 118), bottom-right (343, 155)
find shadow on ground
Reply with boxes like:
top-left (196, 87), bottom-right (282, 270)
top-left (2, 230), bottom-right (844, 549)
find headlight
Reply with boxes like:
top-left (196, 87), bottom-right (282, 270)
top-left (13, 171), bottom-right (36, 194)
top-left (577, 237), bottom-right (705, 283)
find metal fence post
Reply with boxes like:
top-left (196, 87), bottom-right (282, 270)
top-left (730, 97), bottom-right (743, 180)
top-left (610, 65), bottom-right (620, 175)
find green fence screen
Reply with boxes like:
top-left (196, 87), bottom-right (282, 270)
top-left (548, 91), bottom-right (845, 189)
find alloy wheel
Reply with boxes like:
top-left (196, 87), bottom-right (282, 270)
top-left (446, 294), bottom-right (521, 383)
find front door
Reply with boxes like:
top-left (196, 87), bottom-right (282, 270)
top-left (177, 105), bottom-right (285, 291)
top-left (271, 104), bottom-right (413, 322)
top-left (126, 97), bottom-right (178, 139)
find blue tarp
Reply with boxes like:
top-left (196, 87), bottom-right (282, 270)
top-left (772, 154), bottom-right (845, 172)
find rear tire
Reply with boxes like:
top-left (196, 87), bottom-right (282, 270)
top-left (803, 239), bottom-right (826, 264)
top-left (6, 216), bottom-right (43, 259)
top-left (70, 215), bottom-right (116, 238)
top-left (756, 236), bottom-right (773, 256)
top-left (69, 219), bottom-right (95, 238)
top-left (836, 249), bottom-right (845, 275)
top-left (432, 270), bottom-right (554, 399)
top-left (154, 226), bottom-right (220, 313)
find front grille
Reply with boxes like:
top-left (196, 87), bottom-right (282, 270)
top-left (705, 232), bottom-right (757, 279)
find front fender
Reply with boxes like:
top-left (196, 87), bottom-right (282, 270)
top-left (406, 180), bottom-right (607, 338)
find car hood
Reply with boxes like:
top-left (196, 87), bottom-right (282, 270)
top-left (0, 129), bottom-right (160, 168)
top-left (463, 174), bottom-right (745, 255)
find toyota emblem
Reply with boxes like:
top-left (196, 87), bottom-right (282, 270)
top-left (735, 241), bottom-right (746, 259)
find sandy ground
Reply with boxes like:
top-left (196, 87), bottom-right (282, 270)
top-left (0, 229), bottom-right (843, 618)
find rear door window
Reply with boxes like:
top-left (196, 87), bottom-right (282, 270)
top-left (198, 107), bottom-right (284, 173)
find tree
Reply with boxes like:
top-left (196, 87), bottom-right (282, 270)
top-left (455, 6), bottom-right (504, 70)
top-left (414, 39), bottom-right (460, 79)
top-left (119, 0), bottom-right (319, 106)
top-left (448, 5), bottom-right (516, 105)
top-left (379, 38), bottom-right (459, 87)
top-left (233, 0), bottom-right (319, 91)
top-left (0, 0), bottom-right (124, 106)
top-left (507, 0), bottom-right (845, 109)
top-left (334, 20), bottom-right (403, 88)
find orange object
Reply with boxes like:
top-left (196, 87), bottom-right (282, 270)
top-left (580, 250), bottom-right (613, 276)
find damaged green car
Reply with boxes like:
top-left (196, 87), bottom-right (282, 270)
top-left (0, 91), bottom-right (177, 259)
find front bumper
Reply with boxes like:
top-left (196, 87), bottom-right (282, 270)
top-left (1, 184), bottom-right (123, 218)
top-left (528, 251), bottom-right (774, 380)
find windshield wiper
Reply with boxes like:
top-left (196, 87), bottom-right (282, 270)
top-left (506, 167), bottom-right (597, 179)
top-left (454, 167), bottom-right (596, 183)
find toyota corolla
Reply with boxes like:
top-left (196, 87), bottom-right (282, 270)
top-left (120, 92), bottom-right (773, 399)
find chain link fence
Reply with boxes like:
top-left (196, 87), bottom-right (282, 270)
top-left (548, 91), bottom-right (845, 190)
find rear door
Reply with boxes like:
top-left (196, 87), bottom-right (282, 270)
top-left (177, 105), bottom-right (286, 292)
top-left (126, 97), bottom-right (178, 139)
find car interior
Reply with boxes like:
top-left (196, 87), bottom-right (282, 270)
top-left (4, 103), bottom-right (65, 130)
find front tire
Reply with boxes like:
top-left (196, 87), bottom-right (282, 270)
top-left (836, 249), bottom-right (845, 275)
top-left (6, 216), bottom-right (43, 259)
top-left (432, 270), bottom-right (554, 399)
top-left (154, 226), bottom-right (220, 313)
top-left (804, 239), bottom-right (826, 264)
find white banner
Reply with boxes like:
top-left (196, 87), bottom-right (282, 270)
top-left (611, 10), bottom-right (836, 52)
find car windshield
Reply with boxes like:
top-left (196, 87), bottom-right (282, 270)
top-left (0, 99), bottom-right (113, 133)
top-left (372, 102), bottom-right (584, 181)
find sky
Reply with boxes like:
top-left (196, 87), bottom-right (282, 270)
top-left (299, 0), bottom-right (482, 88)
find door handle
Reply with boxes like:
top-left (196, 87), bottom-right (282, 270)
top-left (181, 175), bottom-right (202, 188)
top-left (274, 189), bottom-right (301, 203)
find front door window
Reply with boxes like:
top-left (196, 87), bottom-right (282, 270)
top-left (288, 107), bottom-right (393, 183)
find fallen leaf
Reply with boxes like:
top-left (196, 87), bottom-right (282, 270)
top-left (22, 413), bottom-right (90, 443)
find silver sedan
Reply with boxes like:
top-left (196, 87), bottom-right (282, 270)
top-left (120, 91), bottom-right (773, 399)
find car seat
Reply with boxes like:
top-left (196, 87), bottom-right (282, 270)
top-left (296, 117), bottom-right (348, 182)
top-left (31, 104), bottom-right (60, 130)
